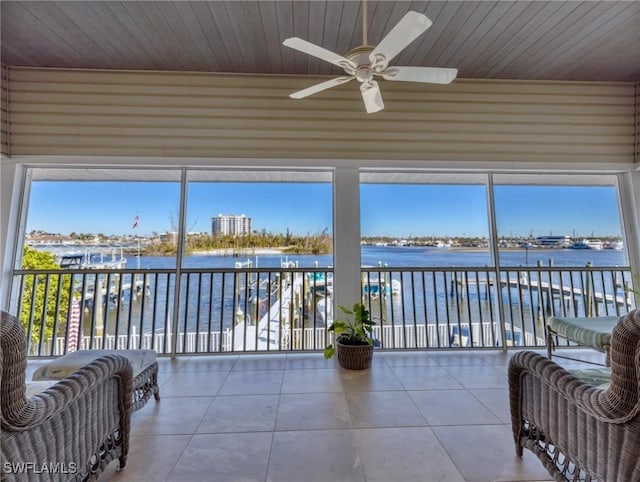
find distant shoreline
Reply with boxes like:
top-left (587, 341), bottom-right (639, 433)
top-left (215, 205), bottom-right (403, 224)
top-left (190, 247), bottom-right (286, 256)
top-left (168, 245), bottom-right (618, 256)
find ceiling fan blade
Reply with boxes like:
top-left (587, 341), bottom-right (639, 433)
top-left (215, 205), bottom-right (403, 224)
top-left (283, 37), bottom-right (356, 70)
top-left (370, 12), bottom-right (432, 68)
top-left (382, 66), bottom-right (458, 84)
top-left (360, 80), bottom-right (384, 114)
top-left (289, 76), bottom-right (355, 99)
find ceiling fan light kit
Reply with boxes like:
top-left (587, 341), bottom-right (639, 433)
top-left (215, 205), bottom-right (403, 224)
top-left (283, 8), bottom-right (457, 114)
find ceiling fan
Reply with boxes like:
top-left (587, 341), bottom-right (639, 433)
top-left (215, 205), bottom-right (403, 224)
top-left (282, 2), bottom-right (458, 114)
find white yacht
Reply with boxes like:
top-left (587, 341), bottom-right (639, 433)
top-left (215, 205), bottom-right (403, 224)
top-left (572, 239), bottom-right (604, 250)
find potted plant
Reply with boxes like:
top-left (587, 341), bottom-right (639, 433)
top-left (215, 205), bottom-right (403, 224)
top-left (323, 302), bottom-right (376, 370)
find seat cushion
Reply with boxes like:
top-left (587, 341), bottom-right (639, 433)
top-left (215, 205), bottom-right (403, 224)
top-left (548, 316), bottom-right (618, 352)
top-left (32, 349), bottom-right (157, 381)
top-left (25, 380), bottom-right (57, 397)
top-left (569, 367), bottom-right (612, 390)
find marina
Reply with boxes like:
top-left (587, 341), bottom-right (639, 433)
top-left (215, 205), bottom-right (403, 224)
top-left (54, 249), bottom-right (150, 309)
top-left (12, 245), bottom-right (633, 356)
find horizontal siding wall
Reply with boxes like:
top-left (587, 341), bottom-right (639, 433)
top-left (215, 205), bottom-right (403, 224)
top-left (635, 82), bottom-right (640, 164)
top-left (1, 65), bottom-right (9, 156)
top-left (5, 67), bottom-right (637, 163)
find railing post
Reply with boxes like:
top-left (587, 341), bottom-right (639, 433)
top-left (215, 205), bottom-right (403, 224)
top-left (585, 261), bottom-right (594, 317)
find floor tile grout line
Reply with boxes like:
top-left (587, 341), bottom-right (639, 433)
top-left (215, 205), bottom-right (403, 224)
top-left (163, 433), bottom-right (195, 482)
top-left (466, 386), bottom-right (511, 424)
top-left (264, 392), bottom-right (282, 482)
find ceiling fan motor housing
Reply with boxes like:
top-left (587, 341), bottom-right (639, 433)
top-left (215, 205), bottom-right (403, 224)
top-left (345, 46), bottom-right (381, 85)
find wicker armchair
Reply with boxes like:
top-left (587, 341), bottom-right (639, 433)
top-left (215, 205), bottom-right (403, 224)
top-left (1, 311), bottom-right (133, 482)
top-left (509, 310), bottom-right (640, 482)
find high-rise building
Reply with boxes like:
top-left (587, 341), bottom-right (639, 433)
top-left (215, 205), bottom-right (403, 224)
top-left (211, 214), bottom-right (252, 236)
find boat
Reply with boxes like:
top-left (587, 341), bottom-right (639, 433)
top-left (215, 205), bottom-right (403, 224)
top-left (313, 296), bottom-right (333, 326)
top-left (307, 271), bottom-right (333, 297)
top-left (535, 235), bottom-right (572, 248)
top-left (58, 249), bottom-right (127, 269)
top-left (571, 239), bottom-right (603, 250)
top-left (604, 240), bottom-right (624, 250)
top-left (361, 272), bottom-right (401, 297)
top-left (59, 254), bottom-right (85, 269)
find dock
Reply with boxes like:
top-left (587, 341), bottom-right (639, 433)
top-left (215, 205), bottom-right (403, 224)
top-left (499, 276), bottom-right (630, 307)
top-left (454, 274), bottom-right (631, 309)
top-left (83, 277), bottom-right (149, 305)
top-left (233, 270), bottom-right (303, 351)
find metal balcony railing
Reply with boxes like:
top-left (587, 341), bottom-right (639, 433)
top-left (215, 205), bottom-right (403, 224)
top-left (9, 264), bottom-right (635, 357)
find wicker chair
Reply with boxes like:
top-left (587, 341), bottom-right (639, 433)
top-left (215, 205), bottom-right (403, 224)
top-left (509, 310), bottom-right (640, 482)
top-left (0, 310), bottom-right (133, 482)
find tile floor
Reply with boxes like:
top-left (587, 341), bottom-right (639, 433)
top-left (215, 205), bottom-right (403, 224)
top-left (30, 348), bottom-right (604, 482)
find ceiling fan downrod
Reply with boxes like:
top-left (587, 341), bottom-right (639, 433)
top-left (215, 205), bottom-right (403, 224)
top-left (362, 0), bottom-right (369, 47)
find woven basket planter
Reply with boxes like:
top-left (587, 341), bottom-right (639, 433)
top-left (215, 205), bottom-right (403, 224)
top-left (336, 339), bottom-right (373, 370)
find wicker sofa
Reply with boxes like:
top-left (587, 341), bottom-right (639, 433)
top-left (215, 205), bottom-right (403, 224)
top-left (0, 310), bottom-right (133, 482)
top-left (509, 310), bottom-right (640, 482)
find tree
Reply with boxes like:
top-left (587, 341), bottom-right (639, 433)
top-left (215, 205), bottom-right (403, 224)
top-left (20, 246), bottom-right (72, 346)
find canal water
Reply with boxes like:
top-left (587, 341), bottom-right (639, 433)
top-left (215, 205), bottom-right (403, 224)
top-left (139, 245), bottom-right (627, 269)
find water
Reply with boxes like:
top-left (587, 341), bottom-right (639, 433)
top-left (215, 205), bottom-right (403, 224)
top-left (135, 245), bottom-right (628, 270)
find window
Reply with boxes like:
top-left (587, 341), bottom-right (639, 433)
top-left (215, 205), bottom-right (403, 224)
top-left (184, 170), bottom-right (334, 268)
top-left (360, 172), bottom-right (490, 267)
top-left (22, 168), bottom-right (181, 269)
top-left (493, 174), bottom-right (626, 267)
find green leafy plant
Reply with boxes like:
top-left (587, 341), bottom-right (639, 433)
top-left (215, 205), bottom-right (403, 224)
top-left (323, 303), bottom-right (376, 359)
top-left (20, 245), bottom-right (72, 344)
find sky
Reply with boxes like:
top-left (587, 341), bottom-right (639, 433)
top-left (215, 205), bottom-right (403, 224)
top-left (493, 185), bottom-right (622, 239)
top-left (27, 182), bottom-right (333, 237)
top-left (26, 181), bottom-right (623, 239)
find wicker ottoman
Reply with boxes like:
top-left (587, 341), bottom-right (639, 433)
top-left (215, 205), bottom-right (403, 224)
top-left (33, 349), bottom-right (160, 411)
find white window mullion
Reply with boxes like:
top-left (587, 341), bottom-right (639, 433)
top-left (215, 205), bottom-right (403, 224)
top-left (617, 171), bottom-right (640, 293)
top-left (170, 168), bottom-right (189, 358)
top-left (333, 167), bottom-right (361, 311)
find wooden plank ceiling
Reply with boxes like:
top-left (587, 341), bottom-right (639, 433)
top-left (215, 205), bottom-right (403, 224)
top-left (2, 1), bottom-right (639, 82)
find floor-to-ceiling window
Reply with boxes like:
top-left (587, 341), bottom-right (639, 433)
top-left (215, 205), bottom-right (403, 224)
top-left (359, 172), bottom-right (494, 349)
top-left (177, 169), bottom-right (334, 353)
top-left (13, 168), bottom-right (181, 355)
top-left (492, 173), bottom-right (631, 346)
